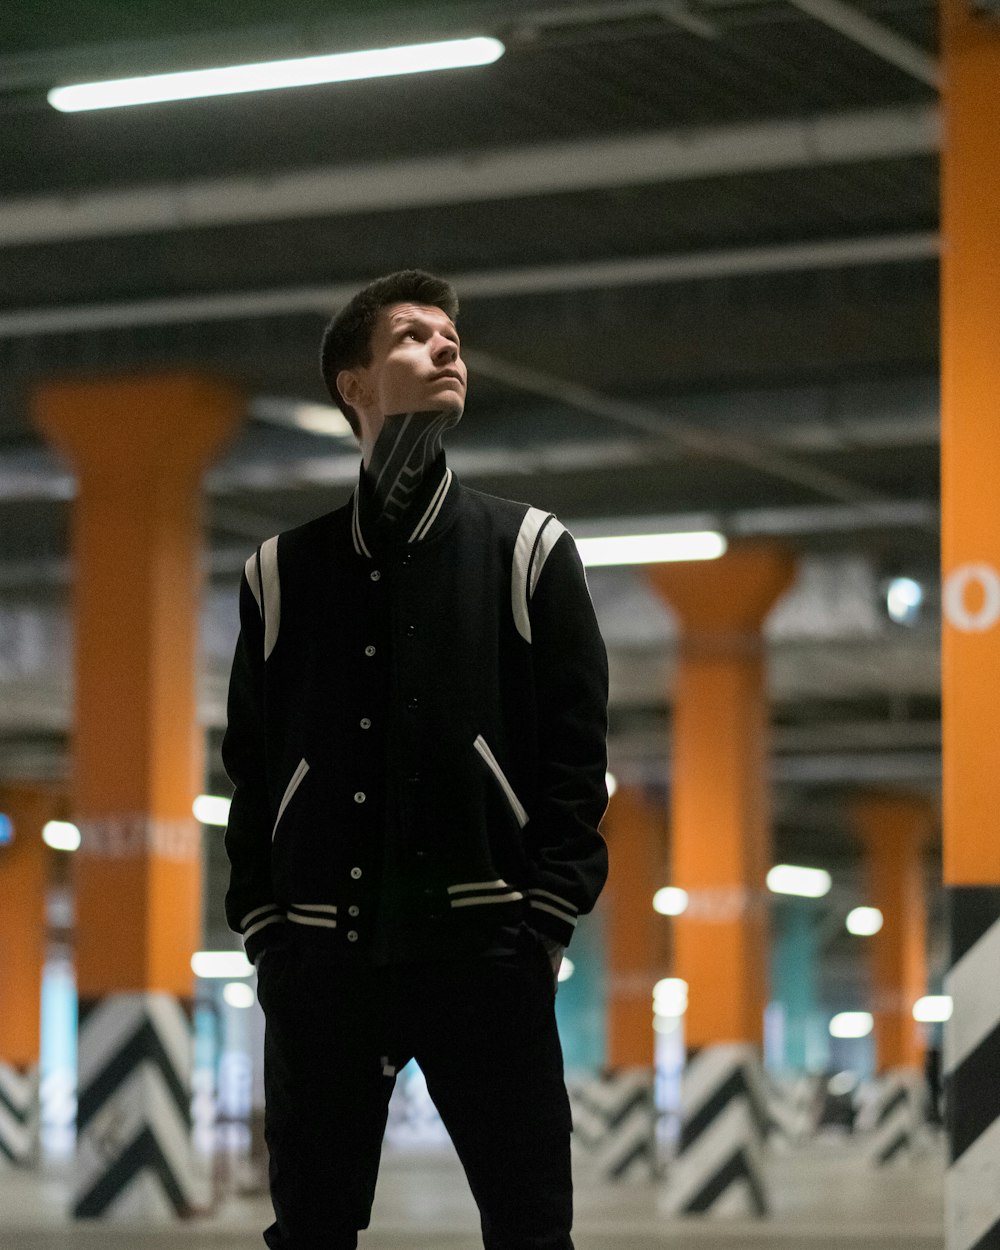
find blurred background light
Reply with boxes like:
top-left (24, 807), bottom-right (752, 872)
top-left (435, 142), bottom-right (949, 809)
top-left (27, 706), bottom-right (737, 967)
top-left (766, 864), bottom-right (832, 898)
top-left (886, 576), bottom-right (924, 626)
top-left (605, 771), bottom-right (618, 798)
top-left (576, 531), bottom-right (726, 568)
top-left (829, 1011), bottom-right (874, 1039)
top-left (557, 957), bottom-right (575, 983)
top-left (222, 982), bottom-right (256, 1009)
top-left (653, 886), bottom-right (689, 916)
top-left (653, 977), bottom-right (689, 1017)
top-left (192, 950), bottom-right (254, 979)
top-left (913, 995), bottom-right (953, 1023)
top-left (48, 37), bottom-right (507, 112)
top-left (42, 821), bottom-right (80, 852)
top-left (0, 813), bottom-right (12, 845)
top-left (846, 905), bottom-right (884, 936)
top-left (193, 794), bottom-right (232, 827)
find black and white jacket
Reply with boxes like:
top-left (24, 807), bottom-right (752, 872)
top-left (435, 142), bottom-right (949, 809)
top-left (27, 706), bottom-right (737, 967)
top-left (222, 453), bottom-right (609, 965)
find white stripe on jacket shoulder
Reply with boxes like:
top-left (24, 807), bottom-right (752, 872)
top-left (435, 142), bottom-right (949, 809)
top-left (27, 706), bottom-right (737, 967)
top-left (512, 508), bottom-right (567, 644)
top-left (244, 535), bottom-right (281, 660)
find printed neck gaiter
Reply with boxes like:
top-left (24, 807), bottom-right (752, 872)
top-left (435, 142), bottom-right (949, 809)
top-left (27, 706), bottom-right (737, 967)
top-left (364, 409), bottom-right (460, 531)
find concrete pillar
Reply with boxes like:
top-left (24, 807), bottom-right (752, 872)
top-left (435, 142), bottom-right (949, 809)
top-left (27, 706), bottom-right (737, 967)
top-left (940, 2), bottom-right (1000, 1246)
top-left (603, 785), bottom-right (662, 1070)
top-left (33, 374), bottom-right (242, 1219)
top-left (853, 795), bottom-right (931, 1074)
top-left (647, 544), bottom-right (795, 1215)
top-left (0, 784), bottom-right (56, 1165)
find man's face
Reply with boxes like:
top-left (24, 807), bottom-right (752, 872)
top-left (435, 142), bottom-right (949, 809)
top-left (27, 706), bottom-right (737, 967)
top-left (342, 302), bottom-right (467, 430)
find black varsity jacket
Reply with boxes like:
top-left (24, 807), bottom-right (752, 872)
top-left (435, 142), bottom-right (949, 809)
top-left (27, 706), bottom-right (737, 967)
top-left (221, 453), bottom-right (609, 964)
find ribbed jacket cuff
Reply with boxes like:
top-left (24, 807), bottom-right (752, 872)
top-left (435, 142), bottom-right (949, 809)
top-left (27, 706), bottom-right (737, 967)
top-left (239, 904), bottom-right (287, 964)
top-left (526, 889), bottom-right (579, 947)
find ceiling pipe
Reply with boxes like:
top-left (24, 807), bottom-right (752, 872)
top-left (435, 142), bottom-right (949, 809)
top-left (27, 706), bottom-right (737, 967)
top-left (786, 0), bottom-right (940, 88)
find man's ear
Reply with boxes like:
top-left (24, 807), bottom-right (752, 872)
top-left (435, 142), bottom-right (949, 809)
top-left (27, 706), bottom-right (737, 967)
top-left (337, 367), bottom-right (369, 411)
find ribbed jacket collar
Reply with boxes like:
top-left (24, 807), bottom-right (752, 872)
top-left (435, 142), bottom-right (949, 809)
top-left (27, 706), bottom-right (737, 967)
top-left (351, 450), bottom-right (456, 558)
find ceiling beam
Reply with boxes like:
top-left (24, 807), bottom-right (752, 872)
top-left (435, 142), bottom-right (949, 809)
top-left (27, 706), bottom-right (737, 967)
top-left (0, 231), bottom-right (940, 339)
top-left (1, 104), bottom-right (937, 248)
top-left (786, 0), bottom-right (940, 88)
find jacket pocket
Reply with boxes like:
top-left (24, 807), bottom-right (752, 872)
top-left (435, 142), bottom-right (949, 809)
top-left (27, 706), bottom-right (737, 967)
top-left (473, 735), bottom-right (528, 828)
top-left (272, 757), bottom-right (309, 840)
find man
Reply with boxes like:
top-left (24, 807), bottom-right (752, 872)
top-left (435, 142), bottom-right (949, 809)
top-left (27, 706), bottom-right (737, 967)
top-left (222, 269), bottom-right (609, 1250)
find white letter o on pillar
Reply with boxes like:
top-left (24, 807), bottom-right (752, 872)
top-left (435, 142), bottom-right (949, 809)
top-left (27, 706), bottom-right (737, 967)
top-left (944, 563), bottom-right (1000, 633)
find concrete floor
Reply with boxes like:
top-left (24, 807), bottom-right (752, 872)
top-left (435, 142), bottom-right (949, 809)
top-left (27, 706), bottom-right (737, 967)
top-left (2, 1138), bottom-right (945, 1249)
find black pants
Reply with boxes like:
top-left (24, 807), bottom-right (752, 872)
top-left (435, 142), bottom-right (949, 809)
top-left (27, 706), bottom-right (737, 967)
top-left (257, 927), bottom-right (574, 1250)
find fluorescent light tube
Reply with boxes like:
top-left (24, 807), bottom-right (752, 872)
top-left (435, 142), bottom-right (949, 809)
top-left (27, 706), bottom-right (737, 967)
top-left (192, 950), bottom-right (254, 979)
top-left (576, 531), bottom-right (726, 567)
top-left (48, 37), bottom-right (505, 111)
top-left (42, 820), bottom-right (81, 852)
top-left (193, 794), bottom-right (232, 827)
top-left (845, 905), bottom-right (884, 936)
top-left (766, 863), bottom-right (832, 898)
top-left (913, 995), bottom-right (952, 1023)
top-left (829, 1011), bottom-right (873, 1039)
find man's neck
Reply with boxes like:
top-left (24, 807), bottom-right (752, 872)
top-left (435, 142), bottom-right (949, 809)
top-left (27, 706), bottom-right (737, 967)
top-left (363, 410), bottom-right (459, 529)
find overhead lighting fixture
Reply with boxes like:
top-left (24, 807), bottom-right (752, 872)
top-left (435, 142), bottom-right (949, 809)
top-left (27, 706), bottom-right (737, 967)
top-left (767, 864), bottom-right (832, 899)
top-left (575, 531), bottom-right (727, 568)
top-left (557, 957), bottom-right (575, 983)
top-left (48, 37), bottom-right (506, 112)
top-left (605, 771), bottom-right (618, 798)
top-left (886, 576), bottom-right (924, 626)
top-left (192, 950), bottom-right (254, 979)
top-left (846, 906), bottom-right (884, 936)
top-left (193, 795), bottom-right (232, 827)
top-left (253, 397), bottom-right (355, 439)
top-left (653, 887), bottom-right (689, 916)
top-left (913, 995), bottom-right (953, 1023)
top-left (829, 1011), bottom-right (874, 1039)
top-left (42, 820), bottom-right (81, 852)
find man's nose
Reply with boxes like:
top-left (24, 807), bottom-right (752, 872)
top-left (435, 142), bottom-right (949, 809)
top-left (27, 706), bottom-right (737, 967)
top-left (432, 336), bottom-right (459, 364)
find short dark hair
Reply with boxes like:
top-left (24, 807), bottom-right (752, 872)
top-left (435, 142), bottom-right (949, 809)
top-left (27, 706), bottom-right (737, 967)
top-left (320, 269), bottom-right (459, 437)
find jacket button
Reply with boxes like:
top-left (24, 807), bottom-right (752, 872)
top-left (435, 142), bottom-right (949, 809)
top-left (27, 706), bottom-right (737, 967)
top-left (348, 905), bottom-right (360, 917)
top-left (347, 930), bottom-right (359, 942)
top-left (350, 867), bottom-right (362, 879)
top-left (360, 717), bottom-right (372, 729)
top-left (405, 623), bottom-right (416, 637)
top-left (415, 849), bottom-right (427, 859)
top-left (364, 645), bottom-right (376, 657)
top-left (354, 791), bottom-right (366, 804)
top-left (408, 772), bottom-right (421, 785)
top-left (401, 553), bottom-right (412, 566)
top-left (370, 570), bottom-right (381, 582)
top-left (407, 697), bottom-right (419, 711)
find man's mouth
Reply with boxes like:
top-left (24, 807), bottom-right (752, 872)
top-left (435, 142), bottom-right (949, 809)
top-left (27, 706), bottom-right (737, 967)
top-left (432, 371), bottom-right (464, 384)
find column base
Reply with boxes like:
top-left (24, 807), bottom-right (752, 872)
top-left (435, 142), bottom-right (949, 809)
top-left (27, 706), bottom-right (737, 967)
top-left (0, 1062), bottom-right (39, 1166)
top-left (567, 1068), bottom-right (658, 1182)
top-left (665, 1043), bottom-right (769, 1216)
top-left (867, 1067), bottom-right (926, 1166)
top-left (945, 886), bottom-right (1000, 1250)
top-left (74, 992), bottom-right (209, 1220)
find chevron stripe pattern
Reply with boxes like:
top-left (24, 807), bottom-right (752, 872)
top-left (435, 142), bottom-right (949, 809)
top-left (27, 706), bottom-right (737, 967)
top-left (868, 1068), bottom-right (924, 1165)
top-left (945, 887), bottom-right (1000, 1250)
top-left (767, 1074), bottom-right (818, 1151)
top-left (0, 1062), bottom-right (39, 1165)
top-left (567, 1068), bottom-right (658, 1180)
top-left (665, 1043), bottom-right (770, 1216)
top-left (74, 992), bottom-right (208, 1220)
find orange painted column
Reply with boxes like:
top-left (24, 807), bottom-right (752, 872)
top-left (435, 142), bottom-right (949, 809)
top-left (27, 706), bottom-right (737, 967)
top-left (939, 3), bottom-right (1000, 1242)
top-left (32, 374), bottom-right (242, 1216)
top-left (647, 545), bottom-right (793, 1216)
top-left (647, 546), bottom-right (794, 1047)
top-left (602, 785), bottom-right (664, 1068)
top-left (853, 795), bottom-right (931, 1072)
top-left (0, 784), bottom-right (60, 1165)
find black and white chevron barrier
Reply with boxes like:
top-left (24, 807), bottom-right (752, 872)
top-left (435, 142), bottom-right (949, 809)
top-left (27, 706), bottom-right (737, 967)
top-left (74, 992), bottom-right (208, 1219)
top-left (945, 887), bottom-right (1000, 1250)
top-left (0, 1062), bottom-right (39, 1165)
top-left (867, 1068), bottom-right (924, 1165)
top-left (665, 1043), bottom-right (769, 1215)
top-left (766, 1074), bottom-right (818, 1151)
top-left (567, 1068), bottom-right (658, 1180)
